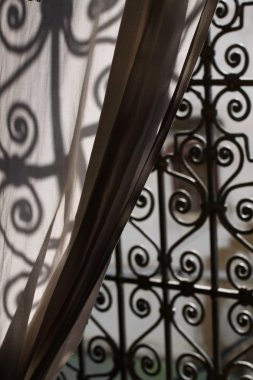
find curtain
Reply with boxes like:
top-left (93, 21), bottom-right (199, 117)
top-left (0, 0), bottom-right (218, 379)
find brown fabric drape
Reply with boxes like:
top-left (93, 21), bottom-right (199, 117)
top-left (0, 0), bottom-right (218, 378)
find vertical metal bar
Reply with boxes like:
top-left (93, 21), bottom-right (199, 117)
top-left (77, 340), bottom-right (85, 380)
top-left (157, 160), bottom-right (173, 380)
top-left (203, 36), bottom-right (221, 375)
top-left (115, 241), bottom-right (127, 380)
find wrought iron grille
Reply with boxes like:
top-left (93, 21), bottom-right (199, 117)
top-left (58, 1), bottom-right (253, 379)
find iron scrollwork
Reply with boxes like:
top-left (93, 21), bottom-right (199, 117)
top-left (71, 1), bottom-right (253, 379)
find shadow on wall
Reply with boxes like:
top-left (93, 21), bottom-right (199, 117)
top-left (0, 0), bottom-right (123, 333)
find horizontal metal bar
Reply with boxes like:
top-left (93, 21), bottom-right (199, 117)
top-left (190, 78), bottom-right (253, 86)
top-left (105, 274), bottom-right (240, 299)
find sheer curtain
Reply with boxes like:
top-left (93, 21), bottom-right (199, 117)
top-left (0, 0), bottom-right (218, 379)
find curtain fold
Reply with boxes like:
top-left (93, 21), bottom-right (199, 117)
top-left (0, 0), bottom-right (218, 378)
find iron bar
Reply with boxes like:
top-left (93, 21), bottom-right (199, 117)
top-left (115, 242), bottom-right (127, 380)
top-left (157, 158), bottom-right (173, 380)
top-left (203, 35), bottom-right (221, 376)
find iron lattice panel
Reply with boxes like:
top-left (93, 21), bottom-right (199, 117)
top-left (60, 1), bottom-right (253, 379)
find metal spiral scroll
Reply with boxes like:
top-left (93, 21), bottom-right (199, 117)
top-left (87, 336), bottom-right (115, 365)
top-left (169, 190), bottom-right (196, 227)
top-left (226, 255), bottom-right (253, 337)
top-left (128, 344), bottom-right (162, 379)
top-left (131, 187), bottom-right (155, 222)
top-left (85, 314), bottom-right (119, 377)
top-left (214, 138), bottom-right (237, 168)
top-left (176, 353), bottom-right (211, 380)
top-left (212, 0), bottom-right (238, 29)
top-left (129, 288), bottom-right (157, 319)
top-left (127, 288), bottom-right (163, 379)
top-left (174, 250), bottom-right (204, 284)
top-left (213, 89), bottom-right (250, 125)
top-left (128, 186), bottom-right (160, 278)
top-left (228, 302), bottom-right (253, 336)
top-left (171, 293), bottom-right (206, 328)
top-left (212, 44), bottom-right (249, 77)
top-left (169, 293), bottom-right (213, 379)
top-left (237, 198), bottom-right (253, 223)
top-left (128, 245), bottom-right (151, 277)
top-left (168, 182), bottom-right (205, 228)
top-left (227, 255), bottom-right (253, 290)
top-left (223, 361), bottom-right (253, 380)
top-left (177, 98), bottom-right (193, 120)
top-left (95, 283), bottom-right (113, 312)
